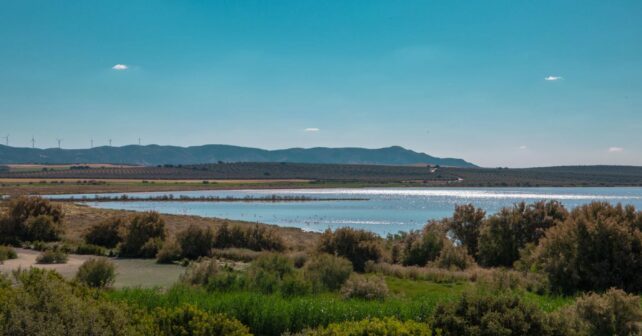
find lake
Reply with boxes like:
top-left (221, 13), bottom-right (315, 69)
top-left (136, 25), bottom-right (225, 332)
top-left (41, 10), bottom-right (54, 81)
top-left (52, 187), bottom-right (642, 236)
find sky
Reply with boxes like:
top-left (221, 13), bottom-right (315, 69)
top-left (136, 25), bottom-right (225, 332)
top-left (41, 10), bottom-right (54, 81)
top-left (0, 1), bottom-right (641, 168)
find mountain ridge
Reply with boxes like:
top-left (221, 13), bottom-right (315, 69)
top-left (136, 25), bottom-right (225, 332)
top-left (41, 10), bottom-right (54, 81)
top-left (0, 144), bottom-right (476, 167)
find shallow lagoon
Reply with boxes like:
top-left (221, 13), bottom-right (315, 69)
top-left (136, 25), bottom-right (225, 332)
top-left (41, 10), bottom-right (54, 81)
top-left (52, 187), bottom-right (642, 236)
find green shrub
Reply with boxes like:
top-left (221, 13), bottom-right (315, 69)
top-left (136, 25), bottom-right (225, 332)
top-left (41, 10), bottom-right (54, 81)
top-left (554, 288), bottom-right (642, 336)
top-left (400, 223), bottom-right (448, 267)
top-left (435, 244), bottom-right (475, 270)
top-left (301, 317), bottom-right (431, 336)
top-left (152, 304), bottom-right (251, 336)
top-left (84, 217), bottom-right (125, 248)
top-left (119, 212), bottom-right (166, 258)
top-left (0, 245), bottom-right (17, 263)
top-left (280, 273), bottom-right (312, 297)
top-left (447, 204), bottom-right (486, 258)
top-left (181, 258), bottom-right (220, 286)
top-left (76, 258), bottom-right (117, 288)
top-left (365, 262), bottom-right (474, 283)
top-left (25, 215), bottom-right (63, 242)
top-left (156, 239), bottom-right (182, 264)
top-left (0, 268), bottom-right (142, 335)
top-left (532, 202), bottom-right (642, 293)
top-left (213, 223), bottom-right (285, 251)
top-left (478, 201), bottom-right (567, 267)
top-left (75, 243), bottom-right (107, 256)
top-left (248, 253), bottom-right (295, 294)
top-left (303, 253), bottom-right (353, 291)
top-left (432, 292), bottom-right (557, 336)
top-left (340, 274), bottom-right (388, 300)
top-left (35, 249), bottom-right (68, 264)
top-left (177, 224), bottom-right (214, 259)
top-left (318, 228), bottom-right (384, 272)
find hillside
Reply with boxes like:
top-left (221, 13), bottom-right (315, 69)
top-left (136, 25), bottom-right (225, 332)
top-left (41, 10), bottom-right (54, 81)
top-left (0, 144), bottom-right (475, 167)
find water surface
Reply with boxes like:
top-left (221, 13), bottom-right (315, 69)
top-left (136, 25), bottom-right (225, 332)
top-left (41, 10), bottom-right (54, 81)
top-left (52, 187), bottom-right (642, 236)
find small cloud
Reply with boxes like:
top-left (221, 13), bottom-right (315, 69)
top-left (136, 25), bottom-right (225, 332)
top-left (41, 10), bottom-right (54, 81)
top-left (519, 145), bottom-right (527, 150)
top-left (544, 76), bottom-right (562, 81)
top-left (608, 147), bottom-right (624, 152)
top-left (112, 64), bottom-right (129, 70)
top-left (304, 128), bottom-right (320, 132)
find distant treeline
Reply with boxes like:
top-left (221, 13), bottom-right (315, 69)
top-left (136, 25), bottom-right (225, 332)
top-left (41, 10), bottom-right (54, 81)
top-left (51, 194), bottom-right (367, 203)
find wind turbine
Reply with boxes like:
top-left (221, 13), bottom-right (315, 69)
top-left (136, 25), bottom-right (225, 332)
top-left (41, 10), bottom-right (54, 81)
top-left (108, 139), bottom-right (112, 146)
top-left (138, 137), bottom-right (141, 146)
top-left (90, 139), bottom-right (94, 148)
top-left (56, 138), bottom-right (63, 149)
top-left (1, 134), bottom-right (8, 146)
top-left (31, 136), bottom-right (35, 148)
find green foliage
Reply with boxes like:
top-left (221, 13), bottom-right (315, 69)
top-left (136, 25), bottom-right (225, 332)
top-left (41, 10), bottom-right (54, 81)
top-left (303, 253), bottom-right (353, 291)
top-left (36, 249), bottom-right (68, 264)
top-left (340, 274), bottom-right (388, 300)
top-left (0, 268), bottom-right (143, 336)
top-left (156, 238), bottom-right (182, 264)
top-left (432, 292), bottom-right (557, 336)
top-left (555, 288), bottom-right (642, 336)
top-left (435, 244), bottom-right (475, 270)
top-left (301, 317), bottom-right (431, 336)
top-left (152, 304), bottom-right (251, 336)
top-left (0, 245), bottom-right (17, 263)
top-left (403, 222), bottom-right (451, 267)
top-left (212, 223), bottom-right (285, 252)
top-left (248, 253), bottom-right (296, 294)
top-left (84, 217), bottom-right (125, 248)
top-left (447, 204), bottom-right (486, 258)
top-left (76, 258), bottom-right (117, 288)
top-left (318, 227), bottom-right (384, 272)
top-left (478, 201), bottom-right (567, 267)
top-left (0, 196), bottom-right (64, 244)
top-left (176, 224), bottom-right (214, 259)
top-left (75, 243), bottom-right (107, 256)
top-left (119, 212), bottom-right (166, 258)
top-left (532, 202), bottom-right (642, 293)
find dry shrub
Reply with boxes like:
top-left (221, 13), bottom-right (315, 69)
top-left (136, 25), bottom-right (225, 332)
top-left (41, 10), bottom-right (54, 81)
top-left (318, 228), bottom-right (384, 272)
top-left (210, 248), bottom-right (266, 262)
top-left (0, 245), bottom-right (17, 263)
top-left (36, 249), bottom-right (68, 264)
top-left (156, 239), bottom-right (182, 264)
top-left (435, 244), bottom-right (475, 270)
top-left (84, 217), bottom-right (125, 248)
top-left (365, 262), bottom-right (473, 283)
top-left (340, 274), bottom-right (388, 300)
top-left (213, 223), bottom-right (285, 252)
top-left (0, 196), bottom-right (64, 244)
top-left (176, 224), bottom-right (213, 259)
top-left (180, 258), bottom-right (220, 286)
top-left (553, 288), bottom-right (642, 336)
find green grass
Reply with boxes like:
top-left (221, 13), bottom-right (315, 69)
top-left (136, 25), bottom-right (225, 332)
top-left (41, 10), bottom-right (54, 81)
top-left (107, 276), bottom-right (573, 336)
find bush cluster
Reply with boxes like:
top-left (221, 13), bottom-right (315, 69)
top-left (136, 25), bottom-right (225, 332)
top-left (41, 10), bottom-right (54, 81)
top-left (152, 304), bottom-right (251, 336)
top-left (36, 249), bottom-right (68, 264)
top-left (532, 202), bottom-right (642, 293)
top-left (318, 227), bottom-right (384, 272)
top-left (119, 212), bottom-right (167, 258)
top-left (76, 258), bottom-right (117, 288)
top-left (0, 196), bottom-right (64, 244)
top-left (301, 317), bottom-right (431, 336)
top-left (84, 217), bottom-right (126, 248)
top-left (340, 274), bottom-right (388, 300)
top-left (213, 223), bottom-right (286, 252)
top-left (0, 245), bottom-right (17, 263)
top-left (303, 253), bottom-right (353, 291)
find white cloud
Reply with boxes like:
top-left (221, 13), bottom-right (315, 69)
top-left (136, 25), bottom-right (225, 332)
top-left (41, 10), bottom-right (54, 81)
top-left (112, 64), bottom-right (129, 70)
top-left (519, 145), bottom-right (527, 150)
top-left (544, 76), bottom-right (562, 81)
top-left (304, 128), bottom-right (320, 132)
top-left (608, 147), bottom-right (624, 152)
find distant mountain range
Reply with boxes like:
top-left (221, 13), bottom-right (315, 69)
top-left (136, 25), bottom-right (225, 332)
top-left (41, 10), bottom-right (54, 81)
top-left (0, 145), bottom-right (476, 167)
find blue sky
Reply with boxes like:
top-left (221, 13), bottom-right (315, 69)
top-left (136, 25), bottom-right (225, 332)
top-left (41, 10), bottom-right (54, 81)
top-left (1, 1), bottom-right (641, 167)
